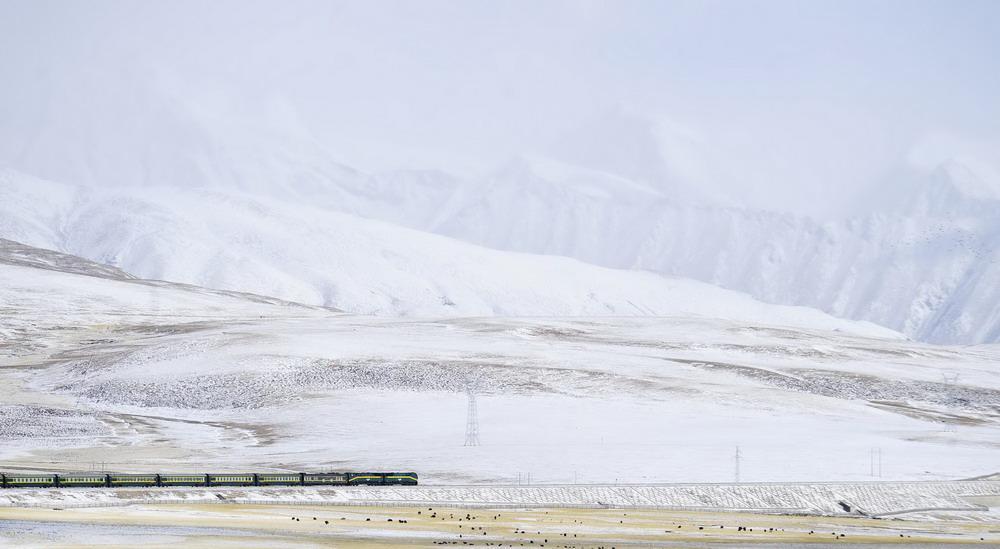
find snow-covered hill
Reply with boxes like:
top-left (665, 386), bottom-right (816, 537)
top-left (0, 170), bottom-right (899, 338)
top-left (0, 239), bottom-right (331, 363)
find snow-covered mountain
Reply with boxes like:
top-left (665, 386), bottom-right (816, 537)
top-left (0, 169), bottom-right (898, 338)
top-left (267, 154), bottom-right (996, 345)
top-left (2, 150), bottom-right (998, 344)
top-left (1, 64), bottom-right (997, 343)
top-left (415, 157), bottom-right (1000, 344)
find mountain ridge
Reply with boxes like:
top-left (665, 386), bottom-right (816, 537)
top-left (1, 86), bottom-right (998, 344)
top-left (0, 168), bottom-right (900, 340)
top-left (417, 157), bottom-right (1000, 344)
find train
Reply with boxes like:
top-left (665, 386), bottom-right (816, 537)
top-left (0, 471), bottom-right (417, 488)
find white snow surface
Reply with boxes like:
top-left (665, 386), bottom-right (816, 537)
top-left (0, 169), bottom-right (897, 338)
top-left (1, 244), bottom-right (997, 485)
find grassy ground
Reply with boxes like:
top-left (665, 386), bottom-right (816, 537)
top-left (1, 504), bottom-right (998, 547)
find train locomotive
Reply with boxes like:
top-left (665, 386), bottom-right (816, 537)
top-left (0, 471), bottom-right (417, 488)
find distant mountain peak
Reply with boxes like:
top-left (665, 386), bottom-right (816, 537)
top-left (492, 155), bottom-right (665, 199)
top-left (895, 160), bottom-right (1000, 218)
top-left (929, 159), bottom-right (1000, 201)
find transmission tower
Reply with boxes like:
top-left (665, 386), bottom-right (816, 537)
top-left (464, 385), bottom-right (480, 446)
top-left (941, 373), bottom-right (960, 433)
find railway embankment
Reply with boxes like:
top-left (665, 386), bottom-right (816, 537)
top-left (1, 480), bottom-right (998, 520)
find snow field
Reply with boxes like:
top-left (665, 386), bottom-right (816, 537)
top-left (1, 243), bottom-right (998, 491)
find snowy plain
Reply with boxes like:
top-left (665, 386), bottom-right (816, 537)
top-left (1, 241), bottom-right (997, 487)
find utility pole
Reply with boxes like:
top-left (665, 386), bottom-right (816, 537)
top-left (870, 447), bottom-right (882, 478)
top-left (464, 385), bottom-right (480, 447)
top-left (734, 446), bottom-right (741, 483)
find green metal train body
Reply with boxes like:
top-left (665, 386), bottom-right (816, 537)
top-left (0, 471), bottom-right (417, 488)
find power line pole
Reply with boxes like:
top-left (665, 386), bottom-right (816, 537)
top-left (870, 447), bottom-right (882, 478)
top-left (464, 385), bottom-right (480, 447)
top-left (734, 446), bottom-right (741, 483)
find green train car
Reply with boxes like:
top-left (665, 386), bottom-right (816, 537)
top-left (159, 474), bottom-right (209, 487)
top-left (207, 474), bottom-right (255, 487)
top-left (58, 474), bottom-right (108, 487)
top-left (304, 472), bottom-right (347, 485)
top-left (0, 471), bottom-right (418, 488)
top-left (110, 474), bottom-right (158, 487)
top-left (257, 473), bottom-right (301, 486)
top-left (2, 475), bottom-right (57, 488)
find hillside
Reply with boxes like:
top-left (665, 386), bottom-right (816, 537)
top-left (4, 151), bottom-right (996, 345)
top-left (0, 240), bottom-right (331, 365)
top-left (0, 245), bottom-right (997, 483)
top-left (0, 170), bottom-right (898, 338)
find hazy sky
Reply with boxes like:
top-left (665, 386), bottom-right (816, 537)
top-left (1, 0), bottom-right (999, 217)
